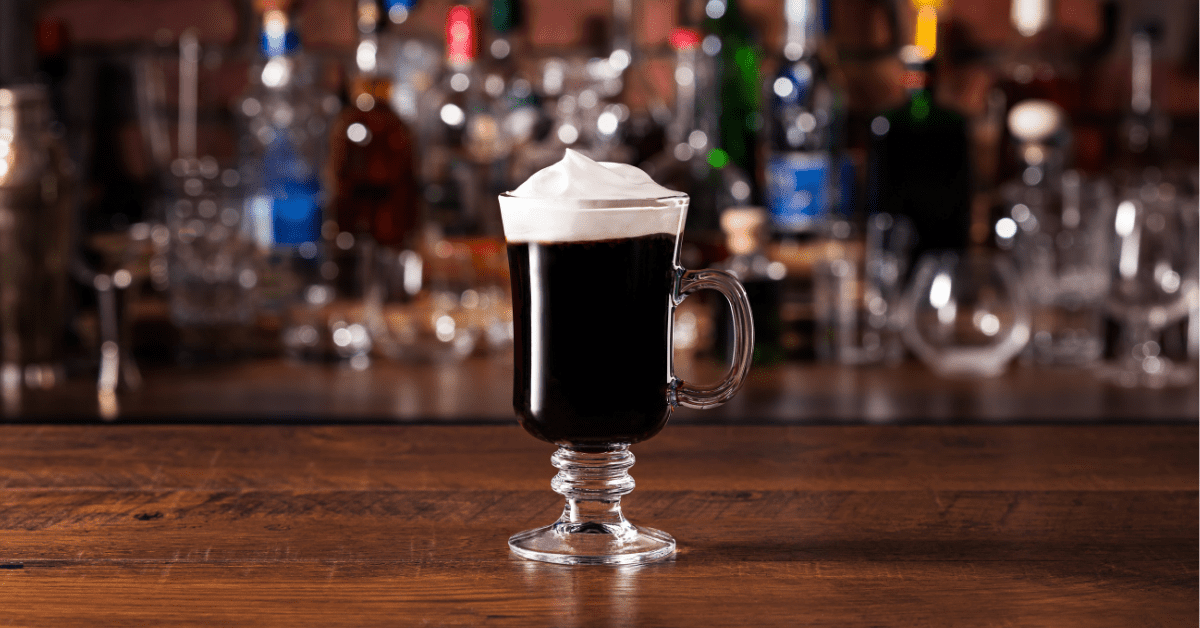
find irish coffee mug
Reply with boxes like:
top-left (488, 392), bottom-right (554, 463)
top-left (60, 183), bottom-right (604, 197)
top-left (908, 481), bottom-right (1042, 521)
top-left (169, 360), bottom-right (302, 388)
top-left (501, 192), bottom-right (754, 564)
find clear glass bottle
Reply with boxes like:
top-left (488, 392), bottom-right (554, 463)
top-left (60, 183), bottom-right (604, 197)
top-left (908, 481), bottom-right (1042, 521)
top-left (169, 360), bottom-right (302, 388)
top-left (378, 0), bottom-right (442, 127)
top-left (641, 27), bottom-right (752, 259)
top-left (236, 6), bottom-right (340, 357)
top-left (992, 0), bottom-right (1079, 185)
top-left (481, 0), bottom-right (540, 158)
top-left (759, 0), bottom-right (843, 360)
top-left (762, 0), bottom-right (840, 238)
top-left (0, 86), bottom-right (74, 391)
top-left (1114, 25), bottom-right (1171, 183)
top-left (418, 4), bottom-right (508, 238)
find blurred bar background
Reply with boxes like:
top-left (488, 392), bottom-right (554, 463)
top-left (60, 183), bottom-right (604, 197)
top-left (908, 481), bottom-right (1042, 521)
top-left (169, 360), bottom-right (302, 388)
top-left (0, 0), bottom-right (1196, 420)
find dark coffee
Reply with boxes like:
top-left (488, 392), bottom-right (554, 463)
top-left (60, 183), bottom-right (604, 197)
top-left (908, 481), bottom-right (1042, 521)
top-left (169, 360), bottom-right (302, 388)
top-left (507, 232), bottom-right (678, 451)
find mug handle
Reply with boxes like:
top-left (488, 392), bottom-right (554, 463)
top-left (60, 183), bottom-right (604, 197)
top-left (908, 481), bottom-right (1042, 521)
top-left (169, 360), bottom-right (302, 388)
top-left (670, 268), bottom-right (755, 410)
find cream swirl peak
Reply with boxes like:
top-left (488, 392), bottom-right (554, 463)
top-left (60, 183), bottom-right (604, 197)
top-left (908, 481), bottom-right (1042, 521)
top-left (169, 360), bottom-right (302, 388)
top-left (500, 150), bottom-right (687, 243)
top-left (509, 149), bottom-right (680, 200)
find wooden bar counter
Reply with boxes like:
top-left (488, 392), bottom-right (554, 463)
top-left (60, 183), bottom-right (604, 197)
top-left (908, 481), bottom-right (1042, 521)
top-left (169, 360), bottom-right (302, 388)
top-left (3, 421), bottom-right (1197, 625)
top-left (6, 357), bottom-right (1197, 422)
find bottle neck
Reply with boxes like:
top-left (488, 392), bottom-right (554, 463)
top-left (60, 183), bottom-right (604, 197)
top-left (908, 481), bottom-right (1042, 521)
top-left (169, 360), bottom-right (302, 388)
top-left (486, 0), bottom-right (523, 63)
top-left (669, 30), bottom-right (700, 146)
top-left (260, 9), bottom-right (299, 59)
top-left (783, 0), bottom-right (822, 61)
top-left (356, 0), bottom-right (385, 78)
top-left (610, 0), bottom-right (633, 71)
top-left (1129, 31), bottom-right (1152, 116)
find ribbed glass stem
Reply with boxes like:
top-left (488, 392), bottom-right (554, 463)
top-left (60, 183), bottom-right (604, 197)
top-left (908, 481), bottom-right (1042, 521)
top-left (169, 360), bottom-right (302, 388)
top-left (550, 447), bottom-right (636, 530)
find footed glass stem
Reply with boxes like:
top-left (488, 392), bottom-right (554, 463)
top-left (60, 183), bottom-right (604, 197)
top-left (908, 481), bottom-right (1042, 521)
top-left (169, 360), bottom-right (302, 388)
top-left (508, 446), bottom-right (675, 565)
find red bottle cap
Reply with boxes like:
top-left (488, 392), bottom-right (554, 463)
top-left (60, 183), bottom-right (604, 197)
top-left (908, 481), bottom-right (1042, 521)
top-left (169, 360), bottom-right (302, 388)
top-left (669, 27), bottom-right (701, 51)
top-left (446, 6), bottom-right (476, 65)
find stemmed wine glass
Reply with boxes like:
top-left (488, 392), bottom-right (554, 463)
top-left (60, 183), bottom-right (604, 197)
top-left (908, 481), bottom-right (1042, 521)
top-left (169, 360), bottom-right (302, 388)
top-left (1099, 181), bottom-right (1198, 387)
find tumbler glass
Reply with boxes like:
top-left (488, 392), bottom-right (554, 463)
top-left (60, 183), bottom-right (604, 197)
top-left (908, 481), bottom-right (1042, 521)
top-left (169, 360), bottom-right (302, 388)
top-left (814, 213), bottom-right (914, 365)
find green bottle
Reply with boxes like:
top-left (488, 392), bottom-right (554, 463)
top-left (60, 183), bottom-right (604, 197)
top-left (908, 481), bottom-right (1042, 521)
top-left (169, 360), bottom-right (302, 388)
top-left (866, 37), bottom-right (971, 268)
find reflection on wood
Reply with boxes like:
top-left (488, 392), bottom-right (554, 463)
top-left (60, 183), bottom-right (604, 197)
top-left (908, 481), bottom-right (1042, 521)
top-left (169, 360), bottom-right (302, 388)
top-left (1, 358), bottom-right (1196, 422)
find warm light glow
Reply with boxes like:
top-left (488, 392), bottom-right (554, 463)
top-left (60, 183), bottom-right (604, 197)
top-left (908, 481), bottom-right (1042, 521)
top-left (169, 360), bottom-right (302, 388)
top-left (597, 111), bottom-right (619, 135)
top-left (995, 217), bottom-right (1018, 239)
top-left (670, 27), bottom-right (701, 51)
top-left (914, 6), bottom-right (938, 60)
top-left (930, 272), bottom-right (953, 309)
top-left (347, 122), bottom-right (369, 144)
top-left (1114, 201), bottom-right (1137, 237)
top-left (557, 124), bottom-right (579, 145)
top-left (356, 40), bottom-right (378, 73)
top-left (440, 103), bottom-right (465, 126)
top-left (1007, 100), bottom-right (1063, 144)
top-left (773, 77), bottom-right (794, 98)
top-left (1011, 0), bottom-right (1049, 37)
top-left (1115, 201), bottom-right (1140, 280)
top-left (357, 1), bottom-right (379, 31)
top-left (264, 10), bottom-right (288, 39)
top-left (976, 312), bottom-right (1001, 336)
top-left (261, 57), bottom-right (290, 88)
top-left (608, 49), bottom-right (631, 72)
top-left (705, 0), bottom-right (725, 19)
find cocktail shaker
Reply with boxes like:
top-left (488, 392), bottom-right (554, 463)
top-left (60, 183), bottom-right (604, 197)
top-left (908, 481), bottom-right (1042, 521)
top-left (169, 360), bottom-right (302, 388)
top-left (0, 85), bottom-right (74, 392)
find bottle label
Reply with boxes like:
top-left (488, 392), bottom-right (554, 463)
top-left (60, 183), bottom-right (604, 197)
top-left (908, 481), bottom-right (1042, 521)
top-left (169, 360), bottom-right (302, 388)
top-left (271, 181), bottom-right (322, 245)
top-left (766, 153), bottom-right (830, 233)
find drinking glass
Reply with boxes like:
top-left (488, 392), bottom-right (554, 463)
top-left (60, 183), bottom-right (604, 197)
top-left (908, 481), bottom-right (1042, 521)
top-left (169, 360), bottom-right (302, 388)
top-left (1099, 182), bottom-right (1198, 387)
top-left (500, 193), bottom-right (754, 565)
top-left (814, 213), bottom-right (914, 365)
top-left (366, 235), bottom-right (479, 363)
top-left (900, 249), bottom-right (1032, 377)
top-left (999, 171), bottom-right (1112, 366)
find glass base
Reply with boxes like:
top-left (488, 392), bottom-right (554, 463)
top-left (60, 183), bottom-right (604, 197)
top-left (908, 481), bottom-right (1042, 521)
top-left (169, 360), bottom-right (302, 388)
top-left (509, 522), bottom-right (675, 565)
top-left (1096, 355), bottom-right (1196, 388)
top-left (510, 446), bottom-right (675, 565)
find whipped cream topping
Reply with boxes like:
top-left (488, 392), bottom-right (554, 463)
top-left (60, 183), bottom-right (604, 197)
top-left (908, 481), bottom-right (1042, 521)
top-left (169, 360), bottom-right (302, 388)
top-left (509, 149), bottom-right (680, 200)
top-left (501, 150), bottom-right (686, 243)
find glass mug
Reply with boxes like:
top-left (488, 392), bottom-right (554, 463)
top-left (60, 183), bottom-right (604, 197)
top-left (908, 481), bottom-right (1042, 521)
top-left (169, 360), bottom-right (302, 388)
top-left (500, 192), bottom-right (755, 565)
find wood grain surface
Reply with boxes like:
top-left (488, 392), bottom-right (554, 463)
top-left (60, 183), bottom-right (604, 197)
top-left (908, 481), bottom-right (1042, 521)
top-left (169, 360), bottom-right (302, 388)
top-left (5, 357), bottom-right (1197, 422)
top-left (2, 425), bottom-right (1196, 626)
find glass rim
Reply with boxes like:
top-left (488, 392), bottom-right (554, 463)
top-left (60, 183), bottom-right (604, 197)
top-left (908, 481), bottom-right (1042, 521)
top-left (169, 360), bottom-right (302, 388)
top-left (499, 192), bottom-right (689, 210)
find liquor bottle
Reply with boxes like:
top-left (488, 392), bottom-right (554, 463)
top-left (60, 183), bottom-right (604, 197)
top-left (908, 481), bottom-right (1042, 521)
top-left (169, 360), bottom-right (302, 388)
top-left (481, 0), bottom-right (539, 188)
top-left (692, 0), bottom-right (761, 201)
top-left (758, 0), bottom-right (843, 360)
top-left (762, 0), bottom-right (841, 238)
top-left (1115, 24), bottom-right (1170, 182)
top-left (329, 0), bottom-right (419, 249)
top-left (865, 2), bottom-right (971, 268)
top-left (0, 0), bottom-right (37, 86)
top-left (418, 4), bottom-right (508, 237)
top-left (641, 27), bottom-right (752, 259)
top-left (240, 5), bottom-right (334, 252)
top-left (378, 0), bottom-right (441, 126)
top-left (992, 0), bottom-right (1079, 185)
top-left (237, 3), bottom-right (339, 351)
